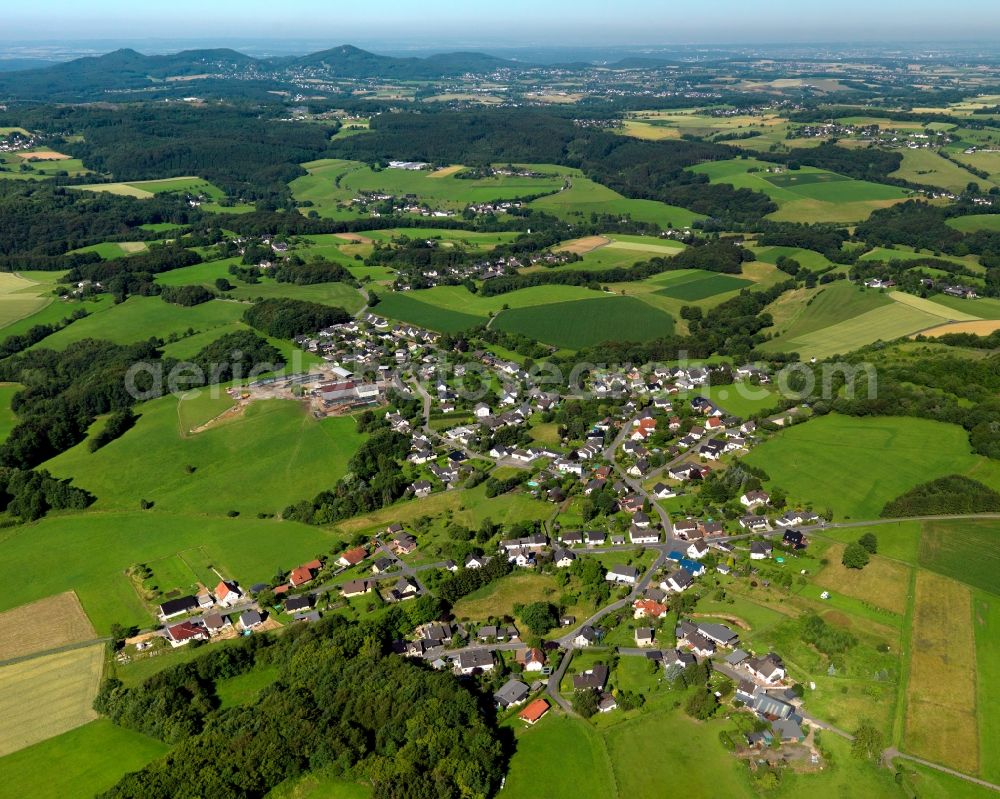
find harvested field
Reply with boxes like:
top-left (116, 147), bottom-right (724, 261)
top-left (427, 165), bottom-right (464, 178)
top-left (555, 235), bottom-right (610, 255)
top-left (814, 545), bottom-right (912, 616)
top-left (0, 592), bottom-right (97, 661)
top-left (904, 571), bottom-right (978, 775)
top-left (920, 319), bottom-right (1000, 337)
top-left (335, 232), bottom-right (374, 244)
top-left (0, 644), bottom-right (104, 756)
top-left (17, 150), bottom-right (70, 161)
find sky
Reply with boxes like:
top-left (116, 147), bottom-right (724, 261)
top-left (5, 0), bottom-right (1000, 47)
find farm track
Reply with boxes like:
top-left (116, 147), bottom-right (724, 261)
top-left (0, 636), bottom-right (110, 669)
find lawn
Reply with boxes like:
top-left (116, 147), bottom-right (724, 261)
top-left (0, 719), bottom-right (169, 799)
top-left (492, 295), bottom-right (674, 349)
top-left (0, 644), bottom-right (104, 757)
top-left (31, 295), bottom-right (244, 350)
top-left (904, 571), bottom-right (978, 776)
top-left (653, 271), bottom-right (752, 301)
top-left (743, 415), bottom-right (1000, 520)
top-left (502, 714), bottom-right (617, 799)
top-left (45, 397), bottom-right (365, 517)
top-left (690, 157), bottom-right (909, 223)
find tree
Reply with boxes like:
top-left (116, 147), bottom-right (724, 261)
top-left (842, 542), bottom-right (870, 570)
top-left (572, 688), bottom-right (599, 719)
top-left (851, 719), bottom-right (885, 762)
top-left (684, 689), bottom-right (718, 720)
top-left (518, 601), bottom-right (560, 635)
top-left (858, 532), bottom-right (878, 554)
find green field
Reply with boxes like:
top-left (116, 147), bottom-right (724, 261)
top-left (72, 176), bottom-right (225, 200)
top-left (374, 291), bottom-right (485, 333)
top-left (154, 256), bottom-right (241, 287)
top-left (395, 283), bottom-right (603, 316)
top-left (0, 719), bottom-right (169, 799)
top-left (918, 519), bottom-right (1000, 597)
top-left (0, 272), bottom-right (52, 329)
top-left (492, 295), bottom-right (674, 349)
top-left (947, 214), bottom-right (1000, 233)
top-left (654, 271), bottom-right (752, 301)
top-left (744, 415), bottom-right (1000, 520)
top-left (973, 592), bottom-right (1000, 783)
top-left (46, 396), bottom-right (364, 517)
top-left (693, 383), bottom-right (780, 418)
top-left (691, 157), bottom-right (909, 223)
top-left (0, 383), bottom-right (21, 442)
top-left (70, 241), bottom-right (149, 259)
top-left (31, 295), bottom-right (244, 349)
top-left (753, 245), bottom-right (835, 272)
top-left (890, 148), bottom-right (995, 192)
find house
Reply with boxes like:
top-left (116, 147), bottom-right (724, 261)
top-left (561, 530), bottom-right (584, 546)
top-left (739, 515), bottom-right (771, 533)
top-left (372, 557), bottom-right (396, 574)
top-left (750, 541), bottom-right (773, 560)
top-left (633, 598), bottom-right (668, 619)
top-left (700, 520), bottom-right (725, 537)
top-left (411, 480), bottom-right (433, 498)
top-left (392, 533), bottom-right (418, 554)
top-left (777, 510), bottom-right (820, 528)
top-left (213, 581), bottom-right (242, 608)
top-left (629, 525), bottom-right (659, 545)
top-left (464, 554), bottom-right (487, 569)
top-left (783, 530), bottom-right (807, 549)
top-left (663, 569), bottom-right (694, 593)
top-left (771, 718), bottom-right (805, 742)
top-left (341, 578), bottom-right (374, 597)
top-left (652, 482), bottom-right (677, 499)
top-left (494, 679), bottom-right (530, 709)
top-left (165, 621), bottom-right (207, 647)
top-left (294, 610), bottom-right (321, 623)
top-left (203, 613), bottom-right (231, 636)
top-left (663, 649), bottom-right (696, 671)
top-left (519, 647), bottom-right (546, 672)
top-left (553, 548), bottom-right (576, 568)
top-left (518, 698), bottom-right (550, 725)
top-left (285, 595), bottom-right (312, 613)
top-left (672, 519), bottom-right (699, 539)
top-left (606, 565), bottom-right (639, 585)
top-left (387, 577), bottom-right (420, 602)
top-left (697, 622), bottom-right (739, 648)
top-left (158, 595), bottom-right (198, 621)
top-left (746, 653), bottom-right (786, 684)
top-left (686, 539), bottom-right (709, 560)
top-left (632, 511), bottom-right (652, 529)
top-left (585, 530), bottom-right (607, 547)
top-left (635, 627), bottom-right (655, 647)
top-left (684, 632), bottom-right (716, 658)
top-left (289, 560), bottom-right (321, 587)
top-left (456, 649), bottom-right (494, 675)
top-left (573, 625), bottom-right (601, 647)
top-left (238, 609), bottom-right (264, 631)
top-left (740, 490), bottom-right (770, 508)
top-left (338, 546), bottom-right (367, 568)
top-left (196, 590), bottom-right (214, 610)
top-left (572, 664), bottom-right (609, 691)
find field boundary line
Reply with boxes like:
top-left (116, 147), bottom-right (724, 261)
top-left (0, 637), bottom-right (110, 669)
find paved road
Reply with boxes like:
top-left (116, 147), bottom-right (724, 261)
top-left (602, 415), bottom-right (673, 534)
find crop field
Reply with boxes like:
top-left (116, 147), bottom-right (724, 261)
top-left (918, 520), bottom-right (1000, 596)
top-left (928, 294), bottom-right (1000, 320)
top-left (890, 148), bottom-right (994, 192)
top-left (31, 295), bottom-right (244, 349)
top-left (0, 271), bottom-right (51, 329)
top-left (46, 396), bottom-right (365, 518)
top-left (0, 592), bottom-right (97, 661)
top-left (72, 241), bottom-right (149, 259)
top-left (373, 291), bottom-right (485, 332)
top-left (947, 214), bottom-right (1000, 233)
top-left (904, 572), bottom-right (978, 775)
top-left (690, 157), bottom-right (909, 223)
top-left (654, 271), bottom-right (751, 301)
top-left (743, 414), bottom-right (1000, 520)
top-left (72, 176), bottom-right (224, 199)
top-left (974, 593), bottom-right (1000, 783)
top-left (399, 284), bottom-right (602, 317)
top-left (492, 295), bottom-right (674, 349)
top-left (0, 719), bottom-right (170, 799)
top-left (530, 175), bottom-right (705, 228)
top-left (228, 280), bottom-right (365, 311)
top-left (0, 644), bottom-right (104, 757)
top-left (761, 281), bottom-right (890, 341)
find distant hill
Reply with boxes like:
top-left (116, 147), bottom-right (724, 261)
top-left (0, 44), bottom-right (522, 101)
top-left (0, 58), bottom-right (61, 72)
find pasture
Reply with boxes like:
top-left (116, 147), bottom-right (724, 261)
top-left (45, 396), bottom-right (365, 518)
top-left (752, 245), bottom-right (834, 272)
top-left (813, 545), bottom-right (912, 616)
top-left (373, 291), bottom-right (485, 333)
top-left (974, 593), bottom-right (1000, 783)
top-left (654, 271), bottom-right (751, 301)
top-left (0, 592), bottom-right (96, 661)
top-left (947, 214), bottom-right (1000, 233)
top-left (690, 157), bottom-right (909, 223)
top-left (952, 150), bottom-right (1000, 183)
top-left (0, 644), bottom-right (105, 757)
top-left (452, 573), bottom-right (563, 623)
top-left (72, 176), bottom-right (224, 200)
top-left (30, 295), bottom-right (244, 349)
top-left (492, 295), bottom-right (674, 349)
top-left (918, 519), bottom-right (1000, 596)
top-left (0, 719), bottom-right (169, 799)
top-left (694, 383), bottom-right (780, 418)
top-left (0, 271), bottom-right (52, 329)
top-left (904, 572), bottom-right (978, 776)
top-left (890, 148), bottom-right (994, 192)
top-left (72, 241), bottom-right (149, 259)
top-left (393, 284), bottom-right (603, 317)
top-left (743, 415), bottom-right (1000, 520)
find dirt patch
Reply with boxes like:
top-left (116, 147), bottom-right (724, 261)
top-left (17, 150), bottom-right (70, 161)
top-left (187, 399), bottom-right (250, 435)
top-left (918, 319), bottom-right (1000, 337)
top-left (427, 165), bottom-right (464, 178)
top-left (335, 232), bottom-right (374, 244)
top-left (0, 592), bottom-right (97, 661)
top-left (555, 235), bottom-right (611, 255)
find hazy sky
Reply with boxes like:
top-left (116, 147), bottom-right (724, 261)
top-left (6, 0), bottom-right (999, 45)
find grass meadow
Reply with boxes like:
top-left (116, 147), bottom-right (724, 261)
top-left (890, 148), bottom-right (995, 192)
top-left (743, 415), bottom-right (1000, 520)
top-left (947, 214), bottom-right (1000, 233)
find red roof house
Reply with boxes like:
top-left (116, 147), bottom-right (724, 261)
top-left (519, 698), bottom-right (550, 724)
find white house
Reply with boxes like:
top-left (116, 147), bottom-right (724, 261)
top-left (213, 580), bottom-right (242, 608)
top-left (606, 565), bottom-right (640, 585)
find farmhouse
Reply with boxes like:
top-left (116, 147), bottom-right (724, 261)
top-left (697, 622), bottom-right (739, 648)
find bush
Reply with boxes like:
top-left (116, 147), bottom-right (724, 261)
top-left (842, 542), bottom-right (870, 570)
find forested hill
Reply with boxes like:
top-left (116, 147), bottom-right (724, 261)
top-left (0, 45), bottom-right (521, 102)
